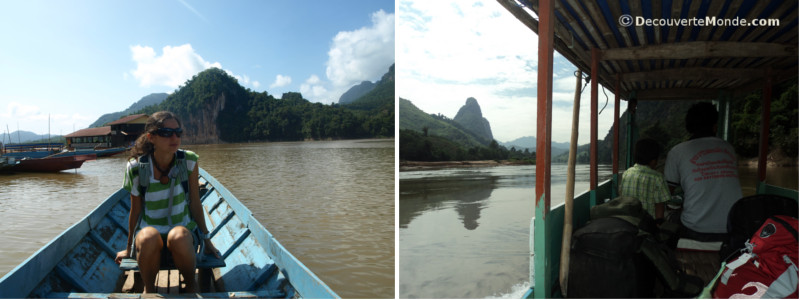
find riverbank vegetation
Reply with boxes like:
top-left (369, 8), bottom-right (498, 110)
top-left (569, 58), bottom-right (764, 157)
top-left (400, 129), bottom-right (535, 163)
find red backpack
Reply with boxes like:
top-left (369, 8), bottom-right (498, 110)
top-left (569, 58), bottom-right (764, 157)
top-left (713, 215), bottom-right (798, 298)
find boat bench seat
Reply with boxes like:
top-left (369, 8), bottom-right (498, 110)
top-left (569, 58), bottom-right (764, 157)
top-left (119, 254), bottom-right (226, 271)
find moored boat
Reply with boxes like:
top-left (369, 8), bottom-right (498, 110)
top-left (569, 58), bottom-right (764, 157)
top-left (0, 168), bottom-right (339, 298)
top-left (0, 154), bottom-right (96, 173)
top-left (3, 145), bottom-right (126, 160)
top-left (1, 143), bottom-right (63, 159)
top-left (50, 147), bottom-right (128, 158)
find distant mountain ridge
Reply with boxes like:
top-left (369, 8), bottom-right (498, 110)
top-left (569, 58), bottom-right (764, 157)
top-left (1, 130), bottom-right (60, 144)
top-left (89, 93), bottom-right (168, 128)
top-left (501, 136), bottom-right (570, 157)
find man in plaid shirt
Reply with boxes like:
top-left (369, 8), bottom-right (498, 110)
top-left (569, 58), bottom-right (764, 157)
top-left (618, 138), bottom-right (671, 221)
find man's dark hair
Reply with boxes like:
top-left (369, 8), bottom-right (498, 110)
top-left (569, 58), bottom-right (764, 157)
top-left (634, 138), bottom-right (662, 165)
top-left (685, 102), bottom-right (718, 136)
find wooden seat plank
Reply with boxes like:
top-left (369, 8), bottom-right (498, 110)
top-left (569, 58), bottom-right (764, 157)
top-left (119, 254), bottom-right (226, 271)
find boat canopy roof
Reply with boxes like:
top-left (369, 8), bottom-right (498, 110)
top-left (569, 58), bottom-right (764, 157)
top-left (65, 126), bottom-right (111, 138)
top-left (499, 0), bottom-right (798, 101)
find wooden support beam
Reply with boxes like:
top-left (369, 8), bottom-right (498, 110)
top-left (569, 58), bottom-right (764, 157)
top-left (635, 88), bottom-right (722, 101)
top-left (590, 48), bottom-right (599, 189)
top-left (758, 74), bottom-right (772, 182)
top-left (621, 67), bottom-right (768, 82)
top-left (601, 42), bottom-right (797, 60)
top-left (626, 99), bottom-right (638, 169)
top-left (536, 0), bottom-right (555, 215)
top-left (535, 0), bottom-right (555, 298)
top-left (496, 0), bottom-right (538, 34)
top-left (613, 74), bottom-right (620, 175)
top-left (732, 66), bottom-right (799, 97)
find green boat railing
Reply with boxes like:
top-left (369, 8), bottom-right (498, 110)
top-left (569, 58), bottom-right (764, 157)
top-left (525, 179), bottom-right (617, 299)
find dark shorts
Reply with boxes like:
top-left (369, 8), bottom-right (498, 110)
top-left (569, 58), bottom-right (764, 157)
top-left (134, 228), bottom-right (198, 268)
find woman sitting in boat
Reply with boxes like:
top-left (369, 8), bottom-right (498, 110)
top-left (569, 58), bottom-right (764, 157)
top-left (114, 111), bottom-right (220, 293)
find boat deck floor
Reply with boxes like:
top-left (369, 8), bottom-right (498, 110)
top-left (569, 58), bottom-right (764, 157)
top-left (118, 269), bottom-right (218, 294)
top-left (675, 250), bottom-right (721, 285)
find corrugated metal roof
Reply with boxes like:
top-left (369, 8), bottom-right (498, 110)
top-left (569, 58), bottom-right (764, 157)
top-left (498, 0), bottom-right (798, 100)
top-left (107, 114), bottom-right (148, 125)
top-left (65, 126), bottom-right (111, 138)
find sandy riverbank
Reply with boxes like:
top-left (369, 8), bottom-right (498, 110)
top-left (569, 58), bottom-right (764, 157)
top-left (399, 160), bottom-right (532, 171)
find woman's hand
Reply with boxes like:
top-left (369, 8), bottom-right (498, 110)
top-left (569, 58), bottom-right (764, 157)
top-left (115, 249), bottom-right (130, 264)
top-left (204, 239), bottom-right (221, 258)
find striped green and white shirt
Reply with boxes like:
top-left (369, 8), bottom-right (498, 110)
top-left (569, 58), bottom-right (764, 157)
top-left (618, 163), bottom-right (671, 218)
top-left (123, 150), bottom-right (198, 234)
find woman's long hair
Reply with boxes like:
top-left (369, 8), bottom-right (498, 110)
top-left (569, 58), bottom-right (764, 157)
top-left (128, 111), bottom-right (182, 159)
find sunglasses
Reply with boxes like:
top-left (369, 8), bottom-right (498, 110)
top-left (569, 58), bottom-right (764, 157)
top-left (153, 127), bottom-right (183, 138)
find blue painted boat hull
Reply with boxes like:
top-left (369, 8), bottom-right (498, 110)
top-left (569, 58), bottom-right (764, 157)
top-left (50, 147), bottom-right (128, 158)
top-left (4, 147), bottom-right (126, 160)
top-left (0, 168), bottom-right (339, 298)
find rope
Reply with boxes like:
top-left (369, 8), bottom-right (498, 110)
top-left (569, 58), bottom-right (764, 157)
top-left (574, 70), bottom-right (610, 115)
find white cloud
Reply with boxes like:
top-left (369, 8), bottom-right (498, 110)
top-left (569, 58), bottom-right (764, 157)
top-left (326, 10), bottom-right (395, 88)
top-left (300, 75), bottom-right (328, 100)
top-left (270, 74), bottom-right (292, 88)
top-left (4, 102), bottom-right (41, 119)
top-left (300, 9), bottom-right (394, 104)
top-left (0, 101), bottom-right (93, 136)
top-left (130, 44), bottom-right (221, 88)
top-left (129, 44), bottom-right (260, 90)
top-left (224, 70), bottom-right (256, 88)
top-left (306, 75), bottom-right (321, 85)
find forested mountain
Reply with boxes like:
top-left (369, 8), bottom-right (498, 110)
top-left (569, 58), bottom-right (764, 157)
top-left (453, 97), bottom-right (493, 142)
top-left (399, 98), bottom-right (490, 148)
top-left (343, 64), bottom-right (394, 111)
top-left (339, 81), bottom-right (376, 104)
top-left (136, 65), bottom-right (394, 144)
top-left (89, 93), bottom-right (167, 127)
top-left (399, 98), bottom-right (534, 162)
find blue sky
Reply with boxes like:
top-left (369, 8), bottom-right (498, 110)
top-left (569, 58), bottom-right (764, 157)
top-left (398, 0), bottom-right (625, 144)
top-left (0, 0), bottom-right (394, 136)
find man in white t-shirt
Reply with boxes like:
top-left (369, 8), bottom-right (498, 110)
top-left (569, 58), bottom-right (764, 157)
top-left (664, 102), bottom-right (742, 236)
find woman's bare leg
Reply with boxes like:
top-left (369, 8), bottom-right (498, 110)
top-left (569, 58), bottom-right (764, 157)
top-left (167, 226), bottom-right (197, 293)
top-left (135, 227), bottom-right (163, 293)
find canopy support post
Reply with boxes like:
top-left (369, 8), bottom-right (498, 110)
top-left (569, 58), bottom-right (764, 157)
top-left (757, 72), bottom-right (773, 183)
top-left (590, 48), bottom-right (599, 190)
top-left (534, 0), bottom-right (555, 297)
top-left (613, 74), bottom-right (620, 175)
